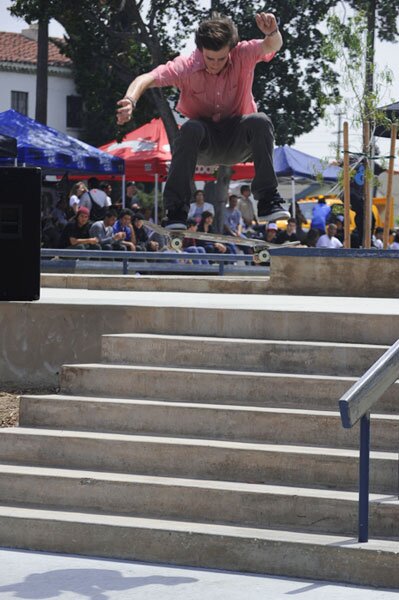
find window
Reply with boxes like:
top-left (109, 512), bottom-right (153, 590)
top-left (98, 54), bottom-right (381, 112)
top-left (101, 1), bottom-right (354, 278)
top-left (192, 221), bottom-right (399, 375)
top-left (11, 91), bottom-right (28, 115)
top-left (66, 95), bottom-right (83, 129)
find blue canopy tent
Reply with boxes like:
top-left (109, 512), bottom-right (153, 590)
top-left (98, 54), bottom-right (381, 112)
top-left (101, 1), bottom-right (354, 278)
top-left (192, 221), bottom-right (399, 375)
top-left (0, 109), bottom-right (124, 176)
top-left (274, 145), bottom-right (341, 181)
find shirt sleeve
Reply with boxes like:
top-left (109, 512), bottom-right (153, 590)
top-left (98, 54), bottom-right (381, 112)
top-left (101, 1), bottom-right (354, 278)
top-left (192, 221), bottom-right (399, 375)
top-left (150, 55), bottom-right (189, 88)
top-left (235, 39), bottom-right (276, 65)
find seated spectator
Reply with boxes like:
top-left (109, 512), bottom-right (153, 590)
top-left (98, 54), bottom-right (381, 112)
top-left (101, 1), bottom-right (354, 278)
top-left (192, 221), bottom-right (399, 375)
top-left (132, 212), bottom-right (159, 251)
top-left (316, 223), bottom-right (343, 248)
top-left (89, 209), bottom-right (127, 251)
top-left (224, 194), bottom-right (251, 255)
top-left (113, 208), bottom-right (136, 251)
top-left (188, 190), bottom-right (215, 224)
top-left (59, 207), bottom-right (101, 250)
top-left (68, 181), bottom-right (87, 217)
top-left (372, 226), bottom-right (384, 249)
top-left (311, 197), bottom-right (331, 235)
top-left (198, 211), bottom-right (236, 255)
top-left (238, 184), bottom-right (257, 229)
top-left (51, 198), bottom-right (69, 231)
top-left (334, 215), bottom-right (345, 243)
top-left (389, 230), bottom-right (399, 250)
top-left (303, 228), bottom-right (320, 247)
top-left (275, 217), bottom-right (299, 244)
top-left (79, 177), bottom-right (112, 221)
top-left (182, 218), bottom-right (208, 264)
top-left (263, 222), bottom-right (279, 244)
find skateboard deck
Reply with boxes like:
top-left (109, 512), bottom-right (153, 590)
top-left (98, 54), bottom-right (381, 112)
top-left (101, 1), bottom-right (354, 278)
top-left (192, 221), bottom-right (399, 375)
top-left (143, 221), bottom-right (301, 263)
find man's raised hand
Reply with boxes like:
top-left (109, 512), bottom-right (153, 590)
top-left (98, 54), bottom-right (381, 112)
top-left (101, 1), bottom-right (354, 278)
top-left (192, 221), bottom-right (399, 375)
top-left (255, 12), bottom-right (278, 36)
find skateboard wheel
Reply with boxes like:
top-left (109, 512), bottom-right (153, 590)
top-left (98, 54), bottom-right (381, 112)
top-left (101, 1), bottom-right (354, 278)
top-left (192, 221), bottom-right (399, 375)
top-left (258, 249), bottom-right (270, 263)
top-left (171, 237), bottom-right (183, 250)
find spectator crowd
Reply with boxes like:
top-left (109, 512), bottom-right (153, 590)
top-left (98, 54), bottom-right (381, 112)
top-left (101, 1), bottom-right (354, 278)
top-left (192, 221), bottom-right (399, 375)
top-left (41, 178), bottom-right (399, 261)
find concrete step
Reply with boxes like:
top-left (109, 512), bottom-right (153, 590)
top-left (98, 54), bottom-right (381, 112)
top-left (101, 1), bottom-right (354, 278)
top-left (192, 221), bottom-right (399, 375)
top-left (59, 364), bottom-right (399, 413)
top-left (0, 428), bottom-right (396, 493)
top-left (0, 505), bottom-right (397, 588)
top-left (101, 334), bottom-right (388, 377)
top-left (19, 395), bottom-right (399, 452)
top-left (0, 464), bottom-right (397, 538)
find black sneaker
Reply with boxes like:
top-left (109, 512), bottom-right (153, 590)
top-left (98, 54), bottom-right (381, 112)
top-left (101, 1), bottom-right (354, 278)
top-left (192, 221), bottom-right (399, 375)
top-left (163, 208), bottom-right (188, 230)
top-left (258, 195), bottom-right (290, 220)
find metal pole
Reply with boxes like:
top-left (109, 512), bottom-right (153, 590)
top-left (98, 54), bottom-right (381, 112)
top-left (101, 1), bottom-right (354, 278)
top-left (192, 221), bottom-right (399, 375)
top-left (383, 124), bottom-right (397, 249)
top-left (154, 173), bottom-right (159, 224)
top-left (291, 177), bottom-right (296, 218)
top-left (363, 121), bottom-right (372, 248)
top-left (122, 174), bottom-right (126, 208)
top-left (343, 122), bottom-right (351, 248)
top-left (358, 412), bottom-right (370, 542)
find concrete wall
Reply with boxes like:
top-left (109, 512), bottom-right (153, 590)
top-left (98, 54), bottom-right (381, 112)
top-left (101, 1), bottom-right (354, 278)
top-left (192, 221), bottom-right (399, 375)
top-left (2, 296), bottom-right (399, 387)
top-left (269, 248), bottom-right (399, 297)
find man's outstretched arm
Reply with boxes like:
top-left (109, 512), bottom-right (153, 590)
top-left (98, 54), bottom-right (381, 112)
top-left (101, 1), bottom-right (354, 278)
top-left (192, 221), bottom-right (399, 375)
top-left (116, 72), bottom-right (156, 125)
top-left (256, 12), bottom-right (283, 53)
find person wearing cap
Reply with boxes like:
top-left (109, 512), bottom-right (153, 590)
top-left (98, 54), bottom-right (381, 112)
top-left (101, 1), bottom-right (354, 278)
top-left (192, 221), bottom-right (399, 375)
top-left (263, 221), bottom-right (278, 243)
top-left (59, 207), bottom-right (101, 250)
top-left (310, 196), bottom-right (331, 235)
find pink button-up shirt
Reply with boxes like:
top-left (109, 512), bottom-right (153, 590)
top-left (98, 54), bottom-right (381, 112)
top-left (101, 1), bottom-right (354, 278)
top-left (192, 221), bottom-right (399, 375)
top-left (150, 40), bottom-right (275, 122)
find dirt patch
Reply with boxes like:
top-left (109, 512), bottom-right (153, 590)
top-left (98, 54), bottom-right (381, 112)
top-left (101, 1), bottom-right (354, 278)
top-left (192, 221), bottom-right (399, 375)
top-left (0, 387), bottom-right (58, 428)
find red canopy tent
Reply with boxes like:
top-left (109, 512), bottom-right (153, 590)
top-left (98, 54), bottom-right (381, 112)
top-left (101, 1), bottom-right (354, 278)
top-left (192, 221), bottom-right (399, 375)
top-left (99, 118), bottom-right (255, 182)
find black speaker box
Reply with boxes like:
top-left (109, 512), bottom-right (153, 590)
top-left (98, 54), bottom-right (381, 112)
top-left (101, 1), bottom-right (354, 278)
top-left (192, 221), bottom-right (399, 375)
top-left (0, 166), bottom-right (41, 301)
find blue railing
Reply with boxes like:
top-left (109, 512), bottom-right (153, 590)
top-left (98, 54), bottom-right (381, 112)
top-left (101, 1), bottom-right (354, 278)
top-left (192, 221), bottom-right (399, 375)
top-left (339, 338), bottom-right (399, 542)
top-left (41, 248), bottom-right (269, 277)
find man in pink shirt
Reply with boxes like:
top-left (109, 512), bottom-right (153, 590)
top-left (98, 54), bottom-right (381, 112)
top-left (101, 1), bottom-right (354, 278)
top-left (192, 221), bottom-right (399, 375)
top-left (117, 12), bottom-right (289, 228)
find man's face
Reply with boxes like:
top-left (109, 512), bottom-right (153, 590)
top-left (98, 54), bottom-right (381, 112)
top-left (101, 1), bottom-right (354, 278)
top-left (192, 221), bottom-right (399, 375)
top-left (266, 228), bottom-right (277, 241)
top-left (287, 221), bottom-right (296, 234)
top-left (327, 224), bottom-right (337, 237)
top-left (134, 219), bottom-right (144, 229)
top-left (195, 192), bottom-right (204, 205)
top-left (202, 45), bottom-right (230, 75)
top-left (105, 215), bottom-right (117, 227)
top-left (121, 214), bottom-right (132, 227)
top-left (229, 196), bottom-right (238, 209)
top-left (127, 185), bottom-right (137, 197)
top-left (77, 213), bottom-right (89, 226)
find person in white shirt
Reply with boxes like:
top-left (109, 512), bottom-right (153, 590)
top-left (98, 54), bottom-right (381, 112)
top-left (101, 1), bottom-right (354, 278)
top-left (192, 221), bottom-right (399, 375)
top-left (316, 223), bottom-right (343, 249)
top-left (389, 231), bottom-right (399, 250)
top-left (187, 190), bottom-right (215, 224)
top-left (68, 181), bottom-right (88, 216)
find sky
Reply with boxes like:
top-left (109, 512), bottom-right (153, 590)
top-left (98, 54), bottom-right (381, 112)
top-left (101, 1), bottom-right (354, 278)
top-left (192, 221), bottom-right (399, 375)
top-left (1, 1), bottom-right (398, 163)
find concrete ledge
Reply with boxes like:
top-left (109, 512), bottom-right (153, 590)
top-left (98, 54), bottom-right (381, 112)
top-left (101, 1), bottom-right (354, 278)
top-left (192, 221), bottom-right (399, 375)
top-left (269, 248), bottom-right (399, 297)
top-left (40, 274), bottom-right (271, 295)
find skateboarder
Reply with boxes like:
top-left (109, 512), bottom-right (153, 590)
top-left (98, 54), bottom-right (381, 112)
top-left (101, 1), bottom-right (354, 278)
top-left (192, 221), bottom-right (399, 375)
top-left (116, 11), bottom-right (289, 228)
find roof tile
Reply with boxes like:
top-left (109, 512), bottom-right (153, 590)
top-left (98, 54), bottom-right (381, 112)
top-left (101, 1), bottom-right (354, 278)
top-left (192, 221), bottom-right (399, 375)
top-left (0, 31), bottom-right (72, 66)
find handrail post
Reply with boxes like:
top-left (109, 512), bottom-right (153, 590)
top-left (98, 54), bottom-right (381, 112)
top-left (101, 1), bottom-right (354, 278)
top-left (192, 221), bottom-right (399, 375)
top-left (219, 260), bottom-right (225, 276)
top-left (123, 258), bottom-right (128, 275)
top-left (358, 412), bottom-right (370, 542)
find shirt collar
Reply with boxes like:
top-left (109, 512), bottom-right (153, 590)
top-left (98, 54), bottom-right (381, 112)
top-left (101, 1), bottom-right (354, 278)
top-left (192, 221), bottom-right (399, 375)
top-left (191, 48), bottom-right (233, 73)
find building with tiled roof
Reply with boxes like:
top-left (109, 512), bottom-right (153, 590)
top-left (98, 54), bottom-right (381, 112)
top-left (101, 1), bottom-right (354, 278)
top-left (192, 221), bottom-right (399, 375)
top-left (0, 24), bottom-right (82, 136)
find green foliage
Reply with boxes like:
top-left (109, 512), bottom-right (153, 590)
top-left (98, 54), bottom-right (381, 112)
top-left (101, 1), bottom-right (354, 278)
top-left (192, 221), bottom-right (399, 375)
top-left (322, 10), bottom-right (394, 133)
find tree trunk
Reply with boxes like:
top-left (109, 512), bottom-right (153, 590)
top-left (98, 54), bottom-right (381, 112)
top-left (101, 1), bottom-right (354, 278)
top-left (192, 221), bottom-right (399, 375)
top-left (35, 18), bottom-right (49, 125)
top-left (214, 165), bottom-right (232, 233)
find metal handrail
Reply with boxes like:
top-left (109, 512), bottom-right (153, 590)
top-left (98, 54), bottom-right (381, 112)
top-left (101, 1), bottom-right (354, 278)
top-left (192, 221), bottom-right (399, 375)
top-left (41, 248), bottom-right (267, 276)
top-left (338, 338), bottom-right (399, 542)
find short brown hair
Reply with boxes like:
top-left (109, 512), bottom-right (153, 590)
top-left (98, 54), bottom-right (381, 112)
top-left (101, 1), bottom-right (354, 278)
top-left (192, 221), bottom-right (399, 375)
top-left (195, 13), bottom-right (239, 51)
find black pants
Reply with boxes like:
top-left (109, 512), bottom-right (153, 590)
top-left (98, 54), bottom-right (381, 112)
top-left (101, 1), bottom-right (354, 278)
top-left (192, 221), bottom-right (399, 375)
top-left (163, 113), bottom-right (278, 212)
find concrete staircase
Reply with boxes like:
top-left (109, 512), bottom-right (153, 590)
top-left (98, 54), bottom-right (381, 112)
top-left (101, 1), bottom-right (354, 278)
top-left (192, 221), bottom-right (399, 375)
top-left (0, 316), bottom-right (398, 587)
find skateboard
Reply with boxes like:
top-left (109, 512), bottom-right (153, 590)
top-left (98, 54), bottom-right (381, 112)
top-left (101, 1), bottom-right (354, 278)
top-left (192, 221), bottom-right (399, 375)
top-left (143, 221), bottom-right (300, 263)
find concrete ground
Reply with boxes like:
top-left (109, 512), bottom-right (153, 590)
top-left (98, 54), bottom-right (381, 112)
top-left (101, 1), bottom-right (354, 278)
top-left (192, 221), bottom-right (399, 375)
top-left (0, 548), bottom-right (397, 600)
top-left (36, 287), bottom-right (399, 314)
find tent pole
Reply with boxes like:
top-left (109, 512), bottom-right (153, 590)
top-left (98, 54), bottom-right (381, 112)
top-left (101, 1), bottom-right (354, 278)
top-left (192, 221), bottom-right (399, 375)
top-left (154, 174), bottom-right (159, 224)
top-left (291, 176), bottom-right (296, 218)
top-left (122, 174), bottom-right (126, 208)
